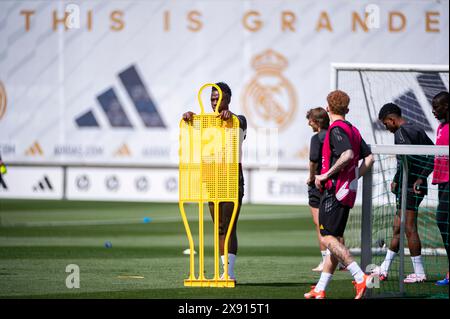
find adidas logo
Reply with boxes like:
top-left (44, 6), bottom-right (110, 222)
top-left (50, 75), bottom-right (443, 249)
top-left (32, 175), bottom-right (53, 192)
top-left (75, 64), bottom-right (166, 129)
top-left (373, 72), bottom-right (446, 132)
top-left (25, 141), bottom-right (43, 156)
top-left (114, 143), bottom-right (131, 157)
top-left (319, 224), bottom-right (324, 230)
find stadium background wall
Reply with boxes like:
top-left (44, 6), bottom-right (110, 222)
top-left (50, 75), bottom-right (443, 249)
top-left (0, 0), bottom-right (448, 203)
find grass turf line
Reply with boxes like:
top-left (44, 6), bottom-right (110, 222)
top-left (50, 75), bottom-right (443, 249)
top-left (0, 200), bottom-right (448, 299)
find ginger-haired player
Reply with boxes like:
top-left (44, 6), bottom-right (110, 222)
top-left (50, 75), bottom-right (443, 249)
top-left (304, 90), bottom-right (374, 299)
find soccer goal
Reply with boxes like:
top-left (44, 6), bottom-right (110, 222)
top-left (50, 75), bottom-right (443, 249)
top-left (345, 144), bottom-right (448, 298)
top-left (331, 63), bottom-right (449, 298)
top-left (331, 63), bottom-right (449, 145)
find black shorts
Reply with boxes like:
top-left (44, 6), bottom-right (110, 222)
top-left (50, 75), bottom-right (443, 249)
top-left (395, 189), bottom-right (425, 213)
top-left (308, 185), bottom-right (322, 209)
top-left (319, 188), bottom-right (350, 237)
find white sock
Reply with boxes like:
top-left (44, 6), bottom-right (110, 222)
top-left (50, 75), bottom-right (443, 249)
top-left (314, 272), bottom-right (333, 292)
top-left (320, 250), bottom-right (328, 263)
top-left (347, 261), bottom-right (365, 284)
top-left (411, 255), bottom-right (425, 275)
top-left (380, 249), bottom-right (397, 274)
top-left (221, 254), bottom-right (236, 278)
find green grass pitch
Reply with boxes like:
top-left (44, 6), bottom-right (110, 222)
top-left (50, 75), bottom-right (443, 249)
top-left (0, 200), bottom-right (447, 299)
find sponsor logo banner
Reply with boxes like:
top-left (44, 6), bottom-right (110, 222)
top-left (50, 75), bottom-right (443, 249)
top-left (0, 0), bottom-right (447, 168)
top-left (66, 168), bottom-right (179, 202)
top-left (0, 166), bottom-right (63, 199)
top-left (250, 170), bottom-right (310, 205)
top-left (249, 169), bottom-right (363, 205)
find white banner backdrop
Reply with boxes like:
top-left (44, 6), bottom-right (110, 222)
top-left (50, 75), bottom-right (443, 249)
top-left (67, 167), bottom-right (251, 203)
top-left (0, 0), bottom-right (448, 168)
top-left (250, 169), bottom-right (310, 205)
top-left (0, 166), bottom-right (63, 199)
top-left (249, 169), bottom-right (364, 205)
top-left (66, 167), bottom-right (179, 201)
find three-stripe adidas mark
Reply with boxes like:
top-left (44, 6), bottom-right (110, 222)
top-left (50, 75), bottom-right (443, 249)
top-left (25, 141), bottom-right (43, 156)
top-left (76, 64), bottom-right (165, 129)
top-left (114, 143), bottom-right (131, 156)
top-left (33, 176), bottom-right (53, 192)
top-left (373, 72), bottom-right (447, 132)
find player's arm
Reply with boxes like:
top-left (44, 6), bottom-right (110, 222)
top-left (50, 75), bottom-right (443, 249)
top-left (315, 150), bottom-right (354, 188)
top-left (391, 158), bottom-right (401, 193)
top-left (315, 128), bottom-right (353, 189)
top-left (237, 115), bottom-right (247, 140)
top-left (358, 154), bottom-right (374, 178)
top-left (414, 163), bottom-right (434, 194)
top-left (358, 139), bottom-right (374, 178)
top-left (413, 131), bottom-right (435, 194)
top-left (308, 161), bottom-right (318, 186)
top-left (391, 127), bottom-right (411, 193)
top-left (308, 135), bottom-right (320, 185)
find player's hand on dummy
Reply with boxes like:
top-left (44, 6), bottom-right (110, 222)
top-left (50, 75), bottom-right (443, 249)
top-left (413, 178), bottom-right (424, 194)
top-left (182, 111), bottom-right (195, 122)
top-left (217, 110), bottom-right (232, 121)
top-left (315, 173), bottom-right (328, 190)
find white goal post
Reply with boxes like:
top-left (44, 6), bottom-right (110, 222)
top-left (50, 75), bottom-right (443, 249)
top-left (331, 64), bottom-right (449, 298)
top-left (330, 63), bottom-right (449, 145)
top-left (331, 63), bottom-right (450, 90)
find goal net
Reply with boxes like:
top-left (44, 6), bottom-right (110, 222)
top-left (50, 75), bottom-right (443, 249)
top-left (347, 145), bottom-right (449, 298)
top-left (332, 64), bottom-right (449, 298)
top-left (331, 63), bottom-right (449, 145)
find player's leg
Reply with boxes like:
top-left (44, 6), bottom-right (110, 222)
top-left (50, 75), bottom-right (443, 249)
top-left (0, 173), bottom-right (6, 189)
top-left (337, 237), bottom-right (347, 270)
top-left (308, 186), bottom-right (327, 271)
top-left (318, 233), bottom-right (370, 299)
top-left (310, 206), bottom-right (326, 251)
top-left (322, 236), bottom-right (344, 272)
top-left (306, 236), bottom-right (339, 298)
top-left (436, 183), bottom-right (449, 258)
top-left (218, 201), bottom-right (240, 253)
top-left (321, 235), bottom-right (359, 273)
top-left (219, 201), bottom-right (242, 279)
top-left (373, 195), bottom-right (403, 279)
top-left (310, 207), bottom-right (328, 271)
top-left (209, 193), bottom-right (242, 279)
top-left (305, 190), bottom-right (337, 298)
top-left (323, 197), bottom-right (370, 298)
top-left (435, 182), bottom-right (449, 285)
top-left (389, 214), bottom-right (401, 252)
top-left (306, 189), bottom-right (370, 299)
top-left (208, 202), bottom-right (239, 255)
top-left (404, 193), bottom-right (426, 283)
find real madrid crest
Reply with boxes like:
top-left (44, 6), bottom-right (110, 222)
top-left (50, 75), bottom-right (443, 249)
top-left (241, 49), bottom-right (297, 131)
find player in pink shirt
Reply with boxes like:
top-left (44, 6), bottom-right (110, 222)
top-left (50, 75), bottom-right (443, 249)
top-left (414, 91), bottom-right (449, 286)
